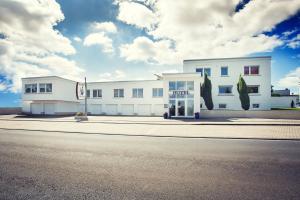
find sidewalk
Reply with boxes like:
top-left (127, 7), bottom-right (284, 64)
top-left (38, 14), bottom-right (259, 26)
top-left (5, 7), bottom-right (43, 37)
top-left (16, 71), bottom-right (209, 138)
top-left (0, 115), bottom-right (299, 140)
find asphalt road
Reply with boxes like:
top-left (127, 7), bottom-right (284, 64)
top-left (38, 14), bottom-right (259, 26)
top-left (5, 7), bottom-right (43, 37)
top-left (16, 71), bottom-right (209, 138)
top-left (0, 129), bottom-right (299, 200)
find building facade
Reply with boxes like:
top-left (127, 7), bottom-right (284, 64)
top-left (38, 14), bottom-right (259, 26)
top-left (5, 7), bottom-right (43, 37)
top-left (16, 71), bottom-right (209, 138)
top-left (22, 56), bottom-right (273, 118)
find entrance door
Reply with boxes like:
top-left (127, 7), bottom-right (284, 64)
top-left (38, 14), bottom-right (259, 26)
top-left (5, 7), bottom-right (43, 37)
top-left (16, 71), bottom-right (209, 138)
top-left (177, 100), bottom-right (185, 116)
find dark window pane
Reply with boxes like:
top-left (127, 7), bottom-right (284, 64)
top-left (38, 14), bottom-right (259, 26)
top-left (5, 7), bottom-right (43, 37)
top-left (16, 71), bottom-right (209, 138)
top-left (244, 66), bottom-right (249, 75)
top-left (32, 84), bottom-right (37, 93)
top-left (251, 66), bottom-right (259, 74)
top-left (93, 90), bottom-right (97, 97)
top-left (46, 84), bottom-right (52, 92)
top-left (204, 68), bottom-right (211, 76)
top-left (221, 67), bottom-right (228, 76)
top-left (169, 82), bottom-right (176, 91)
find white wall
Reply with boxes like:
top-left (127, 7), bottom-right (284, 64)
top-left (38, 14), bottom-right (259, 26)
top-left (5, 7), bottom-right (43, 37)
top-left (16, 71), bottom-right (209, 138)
top-left (183, 57), bottom-right (271, 110)
top-left (271, 96), bottom-right (298, 108)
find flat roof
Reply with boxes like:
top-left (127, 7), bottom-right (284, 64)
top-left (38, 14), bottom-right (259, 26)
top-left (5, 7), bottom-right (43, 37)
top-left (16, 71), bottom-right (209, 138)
top-left (22, 76), bottom-right (77, 83)
top-left (183, 56), bottom-right (271, 62)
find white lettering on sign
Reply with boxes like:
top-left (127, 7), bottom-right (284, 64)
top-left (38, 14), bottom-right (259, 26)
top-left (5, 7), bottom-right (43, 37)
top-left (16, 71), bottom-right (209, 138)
top-left (173, 90), bottom-right (189, 95)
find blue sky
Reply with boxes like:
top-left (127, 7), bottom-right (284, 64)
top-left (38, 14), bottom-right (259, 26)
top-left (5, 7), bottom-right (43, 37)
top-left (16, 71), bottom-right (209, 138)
top-left (0, 0), bottom-right (299, 107)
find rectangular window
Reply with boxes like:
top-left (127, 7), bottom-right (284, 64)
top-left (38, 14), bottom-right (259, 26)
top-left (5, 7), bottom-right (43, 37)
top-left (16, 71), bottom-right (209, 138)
top-left (219, 104), bottom-right (227, 109)
top-left (219, 86), bottom-right (233, 94)
top-left (244, 66), bottom-right (259, 75)
top-left (133, 88), bottom-right (143, 98)
top-left (46, 84), bottom-right (52, 93)
top-left (169, 81), bottom-right (176, 91)
top-left (176, 81), bottom-right (186, 90)
top-left (187, 81), bottom-right (194, 91)
top-left (39, 84), bottom-right (46, 93)
top-left (253, 104), bottom-right (260, 108)
top-left (32, 84), bottom-right (37, 93)
top-left (92, 89), bottom-right (102, 98)
top-left (24, 84), bottom-right (37, 93)
top-left (196, 68), bottom-right (203, 76)
top-left (86, 90), bottom-right (90, 98)
top-left (153, 88), bottom-right (163, 97)
top-left (204, 68), bottom-right (211, 76)
top-left (247, 86), bottom-right (259, 94)
top-left (221, 67), bottom-right (228, 76)
top-left (114, 89), bottom-right (124, 98)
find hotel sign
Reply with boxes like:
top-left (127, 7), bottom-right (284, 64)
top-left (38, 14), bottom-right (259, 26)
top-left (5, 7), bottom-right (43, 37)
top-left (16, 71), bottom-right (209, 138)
top-left (76, 82), bottom-right (86, 100)
top-left (172, 90), bottom-right (189, 95)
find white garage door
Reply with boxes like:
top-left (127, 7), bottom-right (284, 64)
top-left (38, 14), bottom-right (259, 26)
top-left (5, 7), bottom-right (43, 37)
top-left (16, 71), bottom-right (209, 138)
top-left (44, 103), bottom-right (55, 115)
top-left (136, 104), bottom-right (151, 116)
top-left (153, 104), bottom-right (164, 116)
top-left (120, 104), bottom-right (134, 115)
top-left (90, 104), bottom-right (102, 115)
top-left (31, 103), bottom-right (43, 114)
top-left (105, 104), bottom-right (118, 115)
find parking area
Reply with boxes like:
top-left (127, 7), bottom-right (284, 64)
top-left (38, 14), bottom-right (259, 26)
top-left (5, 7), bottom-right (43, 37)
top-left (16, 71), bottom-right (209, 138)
top-left (0, 115), bottom-right (299, 140)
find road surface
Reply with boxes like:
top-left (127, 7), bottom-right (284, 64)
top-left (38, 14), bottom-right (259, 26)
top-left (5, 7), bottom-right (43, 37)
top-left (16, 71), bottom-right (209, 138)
top-left (0, 129), bottom-right (299, 199)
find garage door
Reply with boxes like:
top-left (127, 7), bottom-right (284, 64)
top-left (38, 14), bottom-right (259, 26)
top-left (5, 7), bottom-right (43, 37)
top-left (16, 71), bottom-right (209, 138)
top-left (120, 104), bottom-right (134, 115)
top-left (105, 104), bottom-right (118, 115)
top-left (136, 104), bottom-right (151, 116)
top-left (153, 104), bottom-right (164, 116)
top-left (31, 103), bottom-right (43, 114)
top-left (44, 103), bottom-right (55, 115)
top-left (90, 104), bottom-right (102, 115)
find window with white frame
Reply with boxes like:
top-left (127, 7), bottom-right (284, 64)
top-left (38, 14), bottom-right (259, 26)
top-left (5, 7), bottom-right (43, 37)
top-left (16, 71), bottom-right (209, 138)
top-left (218, 85), bottom-right (233, 95)
top-left (39, 83), bottom-right (52, 93)
top-left (252, 103), bottom-right (260, 108)
top-left (247, 85), bottom-right (259, 94)
top-left (196, 67), bottom-right (211, 76)
top-left (244, 66), bottom-right (259, 75)
top-left (93, 89), bottom-right (102, 98)
top-left (114, 89), bottom-right (124, 98)
top-left (219, 104), bottom-right (227, 109)
top-left (25, 84), bottom-right (37, 93)
top-left (133, 88), bottom-right (143, 98)
top-left (153, 88), bottom-right (163, 97)
top-left (86, 90), bottom-right (90, 98)
top-left (221, 66), bottom-right (228, 76)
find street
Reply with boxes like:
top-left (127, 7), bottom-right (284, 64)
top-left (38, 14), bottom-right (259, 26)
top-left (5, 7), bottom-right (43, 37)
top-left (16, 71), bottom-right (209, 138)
top-left (0, 129), bottom-right (299, 200)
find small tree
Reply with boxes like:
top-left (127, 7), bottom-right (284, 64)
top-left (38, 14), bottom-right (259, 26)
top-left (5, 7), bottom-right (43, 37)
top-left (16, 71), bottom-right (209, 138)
top-left (237, 75), bottom-right (250, 110)
top-left (291, 100), bottom-right (295, 108)
top-left (201, 73), bottom-right (214, 110)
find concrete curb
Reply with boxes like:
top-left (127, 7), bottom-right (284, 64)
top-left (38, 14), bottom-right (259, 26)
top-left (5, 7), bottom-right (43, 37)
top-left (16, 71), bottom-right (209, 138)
top-left (0, 118), bottom-right (300, 126)
top-left (1, 128), bottom-right (300, 141)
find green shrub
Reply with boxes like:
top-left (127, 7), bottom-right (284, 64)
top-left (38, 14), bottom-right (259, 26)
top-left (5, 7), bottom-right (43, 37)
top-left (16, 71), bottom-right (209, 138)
top-left (237, 75), bottom-right (250, 110)
top-left (201, 73), bottom-right (214, 110)
top-left (76, 112), bottom-right (84, 116)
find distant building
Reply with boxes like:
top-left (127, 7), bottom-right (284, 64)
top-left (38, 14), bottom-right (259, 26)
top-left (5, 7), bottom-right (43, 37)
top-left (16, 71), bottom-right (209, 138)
top-left (273, 88), bottom-right (290, 96)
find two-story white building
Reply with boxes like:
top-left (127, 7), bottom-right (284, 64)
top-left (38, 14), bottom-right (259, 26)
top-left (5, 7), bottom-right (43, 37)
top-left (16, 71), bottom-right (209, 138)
top-left (22, 56), bottom-right (272, 118)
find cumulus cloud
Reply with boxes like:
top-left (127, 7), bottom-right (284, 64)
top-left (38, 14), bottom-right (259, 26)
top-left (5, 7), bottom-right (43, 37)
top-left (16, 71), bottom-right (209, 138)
top-left (83, 32), bottom-right (114, 53)
top-left (90, 21), bottom-right (117, 33)
top-left (0, 0), bottom-right (84, 92)
top-left (287, 34), bottom-right (300, 49)
top-left (278, 67), bottom-right (300, 88)
top-left (73, 36), bottom-right (82, 42)
top-left (117, 1), bottom-right (157, 29)
top-left (116, 0), bottom-right (300, 65)
top-left (98, 69), bottom-right (126, 81)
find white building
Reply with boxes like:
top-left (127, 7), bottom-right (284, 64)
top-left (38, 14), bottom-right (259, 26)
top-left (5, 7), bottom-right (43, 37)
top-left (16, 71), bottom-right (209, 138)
top-left (22, 56), bottom-right (274, 118)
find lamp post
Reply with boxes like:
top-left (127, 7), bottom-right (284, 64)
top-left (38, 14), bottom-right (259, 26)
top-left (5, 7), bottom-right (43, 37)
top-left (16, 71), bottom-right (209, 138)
top-left (85, 77), bottom-right (87, 116)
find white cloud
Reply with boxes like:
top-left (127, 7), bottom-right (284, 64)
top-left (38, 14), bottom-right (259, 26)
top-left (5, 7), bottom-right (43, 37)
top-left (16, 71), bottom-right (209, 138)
top-left (117, 1), bottom-right (157, 29)
top-left (98, 69), bottom-right (126, 81)
top-left (90, 21), bottom-right (117, 33)
top-left (0, 82), bottom-right (7, 91)
top-left (278, 67), bottom-right (300, 88)
top-left (287, 34), bottom-right (300, 49)
top-left (116, 0), bottom-right (300, 65)
top-left (0, 0), bottom-right (84, 92)
top-left (83, 32), bottom-right (114, 53)
top-left (73, 36), bottom-right (82, 42)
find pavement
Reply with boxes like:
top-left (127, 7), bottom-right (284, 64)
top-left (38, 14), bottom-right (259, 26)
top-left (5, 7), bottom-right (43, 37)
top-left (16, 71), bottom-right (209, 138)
top-left (0, 115), bottom-right (299, 140)
top-left (0, 129), bottom-right (299, 200)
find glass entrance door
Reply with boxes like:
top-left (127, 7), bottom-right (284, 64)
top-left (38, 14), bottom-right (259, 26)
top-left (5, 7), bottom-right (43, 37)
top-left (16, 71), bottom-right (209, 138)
top-left (177, 100), bottom-right (185, 116)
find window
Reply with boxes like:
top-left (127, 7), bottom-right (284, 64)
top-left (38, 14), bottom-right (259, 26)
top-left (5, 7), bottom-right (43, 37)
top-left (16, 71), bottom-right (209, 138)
top-left (244, 66), bottom-right (259, 75)
top-left (153, 88), bottom-right (163, 97)
top-left (204, 68), bottom-right (211, 76)
top-left (176, 81), bottom-right (186, 90)
top-left (187, 81), bottom-right (194, 91)
top-left (247, 85), bottom-right (259, 94)
top-left (39, 84), bottom-right (46, 93)
top-left (93, 89), bottom-right (102, 98)
top-left (46, 84), bottom-right (52, 93)
top-left (169, 81), bottom-right (176, 91)
top-left (133, 88), bottom-right (143, 98)
top-left (221, 67), bottom-right (228, 76)
top-left (219, 86), bottom-right (233, 94)
top-left (253, 104), bottom-right (260, 108)
top-left (86, 90), bottom-right (90, 98)
top-left (114, 89), bottom-right (124, 98)
top-left (24, 84), bottom-right (37, 93)
top-left (219, 104), bottom-right (227, 109)
top-left (196, 68), bottom-right (203, 76)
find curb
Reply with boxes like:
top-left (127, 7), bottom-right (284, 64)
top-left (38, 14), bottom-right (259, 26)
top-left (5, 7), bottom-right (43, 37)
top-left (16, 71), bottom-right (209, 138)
top-left (1, 128), bottom-right (300, 141)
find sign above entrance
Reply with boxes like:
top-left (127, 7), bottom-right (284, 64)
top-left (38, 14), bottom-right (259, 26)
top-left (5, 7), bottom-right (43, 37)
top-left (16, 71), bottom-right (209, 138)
top-left (172, 90), bottom-right (189, 95)
top-left (76, 82), bottom-right (86, 100)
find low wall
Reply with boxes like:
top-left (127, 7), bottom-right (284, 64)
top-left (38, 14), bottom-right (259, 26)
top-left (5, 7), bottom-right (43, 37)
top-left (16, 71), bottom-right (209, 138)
top-left (0, 107), bottom-right (22, 115)
top-left (200, 110), bottom-right (300, 119)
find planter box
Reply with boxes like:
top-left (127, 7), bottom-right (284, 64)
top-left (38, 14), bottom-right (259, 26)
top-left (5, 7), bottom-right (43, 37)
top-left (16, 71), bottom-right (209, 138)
top-left (74, 115), bottom-right (88, 122)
